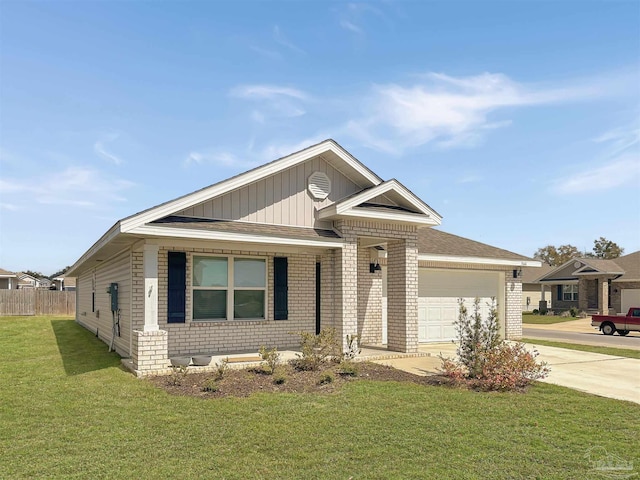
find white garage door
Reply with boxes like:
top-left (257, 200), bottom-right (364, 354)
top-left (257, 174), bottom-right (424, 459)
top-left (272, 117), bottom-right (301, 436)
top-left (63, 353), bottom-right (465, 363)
top-left (621, 289), bottom-right (640, 314)
top-left (383, 268), bottom-right (502, 343)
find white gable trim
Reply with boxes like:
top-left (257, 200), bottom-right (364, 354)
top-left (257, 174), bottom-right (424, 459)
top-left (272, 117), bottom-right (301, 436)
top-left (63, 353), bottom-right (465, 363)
top-left (120, 140), bottom-right (382, 233)
top-left (418, 253), bottom-right (541, 267)
top-left (317, 179), bottom-right (442, 224)
top-left (128, 225), bottom-right (345, 249)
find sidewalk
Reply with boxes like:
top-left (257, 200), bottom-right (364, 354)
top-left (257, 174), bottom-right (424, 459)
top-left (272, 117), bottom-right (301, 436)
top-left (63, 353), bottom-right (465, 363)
top-left (523, 317), bottom-right (595, 333)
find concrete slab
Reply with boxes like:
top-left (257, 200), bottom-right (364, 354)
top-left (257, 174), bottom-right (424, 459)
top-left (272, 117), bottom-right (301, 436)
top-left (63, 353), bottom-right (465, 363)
top-left (524, 317), bottom-right (595, 333)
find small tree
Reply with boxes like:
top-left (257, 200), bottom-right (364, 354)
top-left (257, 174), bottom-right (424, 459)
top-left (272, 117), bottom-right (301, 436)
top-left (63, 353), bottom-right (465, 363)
top-left (591, 237), bottom-right (624, 259)
top-left (455, 298), bottom-right (500, 377)
top-left (534, 245), bottom-right (580, 266)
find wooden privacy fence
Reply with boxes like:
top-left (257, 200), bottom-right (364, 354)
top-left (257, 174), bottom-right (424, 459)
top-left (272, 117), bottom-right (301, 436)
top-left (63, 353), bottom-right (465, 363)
top-left (0, 290), bottom-right (76, 316)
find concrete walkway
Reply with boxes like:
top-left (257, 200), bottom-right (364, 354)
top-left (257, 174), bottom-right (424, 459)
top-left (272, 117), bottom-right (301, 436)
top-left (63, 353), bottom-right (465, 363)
top-left (372, 342), bottom-right (640, 404)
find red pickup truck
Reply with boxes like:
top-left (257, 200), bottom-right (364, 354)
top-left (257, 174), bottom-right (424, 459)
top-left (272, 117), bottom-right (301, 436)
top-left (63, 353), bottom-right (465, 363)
top-left (591, 307), bottom-right (640, 336)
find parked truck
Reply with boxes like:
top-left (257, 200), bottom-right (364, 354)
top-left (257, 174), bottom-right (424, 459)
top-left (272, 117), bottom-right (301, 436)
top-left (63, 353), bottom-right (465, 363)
top-left (591, 307), bottom-right (640, 336)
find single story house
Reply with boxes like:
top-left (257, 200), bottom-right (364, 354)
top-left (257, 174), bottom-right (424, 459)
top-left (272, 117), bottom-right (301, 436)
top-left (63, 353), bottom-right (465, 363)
top-left (67, 140), bottom-right (539, 375)
top-left (16, 273), bottom-right (51, 289)
top-left (0, 268), bottom-right (19, 289)
top-left (521, 263), bottom-right (554, 311)
top-left (535, 251), bottom-right (640, 314)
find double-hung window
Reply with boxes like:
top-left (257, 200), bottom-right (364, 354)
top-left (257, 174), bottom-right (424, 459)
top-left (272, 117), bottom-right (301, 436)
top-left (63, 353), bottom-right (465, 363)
top-left (562, 284), bottom-right (578, 301)
top-left (192, 256), bottom-right (266, 320)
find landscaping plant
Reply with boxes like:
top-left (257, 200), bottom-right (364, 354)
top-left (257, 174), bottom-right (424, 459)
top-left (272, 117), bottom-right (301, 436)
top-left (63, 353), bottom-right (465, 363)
top-left (258, 345), bottom-right (280, 374)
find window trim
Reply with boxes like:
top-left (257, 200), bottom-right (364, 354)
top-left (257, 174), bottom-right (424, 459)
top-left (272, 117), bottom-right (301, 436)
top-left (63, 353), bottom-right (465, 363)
top-left (191, 254), bottom-right (268, 321)
top-left (562, 284), bottom-right (578, 302)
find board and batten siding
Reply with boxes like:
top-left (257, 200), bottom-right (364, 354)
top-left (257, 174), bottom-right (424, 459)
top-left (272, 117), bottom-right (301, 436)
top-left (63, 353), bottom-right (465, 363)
top-left (175, 156), bottom-right (364, 228)
top-left (76, 249), bottom-right (132, 357)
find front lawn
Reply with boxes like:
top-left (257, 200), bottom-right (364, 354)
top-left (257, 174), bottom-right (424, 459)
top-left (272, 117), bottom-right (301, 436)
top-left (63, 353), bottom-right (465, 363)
top-left (522, 337), bottom-right (640, 360)
top-left (2, 316), bottom-right (639, 479)
top-left (522, 314), bottom-right (585, 325)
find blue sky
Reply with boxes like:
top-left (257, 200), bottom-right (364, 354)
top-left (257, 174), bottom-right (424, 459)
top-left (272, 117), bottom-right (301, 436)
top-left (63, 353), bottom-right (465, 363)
top-left (1, 1), bottom-right (639, 274)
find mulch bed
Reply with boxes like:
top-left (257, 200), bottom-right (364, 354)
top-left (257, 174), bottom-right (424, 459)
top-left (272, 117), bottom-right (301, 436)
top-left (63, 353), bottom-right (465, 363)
top-left (148, 362), bottom-right (451, 399)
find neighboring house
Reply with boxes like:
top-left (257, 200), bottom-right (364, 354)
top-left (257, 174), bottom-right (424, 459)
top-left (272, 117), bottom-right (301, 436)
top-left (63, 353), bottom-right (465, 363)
top-left (535, 251), bottom-right (640, 314)
top-left (52, 276), bottom-right (77, 291)
top-left (521, 263), bottom-right (554, 311)
top-left (0, 268), bottom-right (19, 289)
top-left (67, 140), bottom-right (539, 375)
top-left (17, 273), bottom-right (52, 289)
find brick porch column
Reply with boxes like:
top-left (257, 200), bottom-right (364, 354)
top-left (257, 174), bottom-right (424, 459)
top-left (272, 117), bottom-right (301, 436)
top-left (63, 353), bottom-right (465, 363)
top-left (336, 235), bottom-right (358, 351)
top-left (505, 270), bottom-right (522, 339)
top-left (132, 244), bottom-right (168, 374)
top-left (578, 278), bottom-right (589, 311)
top-left (599, 276), bottom-right (609, 315)
top-left (386, 237), bottom-right (418, 353)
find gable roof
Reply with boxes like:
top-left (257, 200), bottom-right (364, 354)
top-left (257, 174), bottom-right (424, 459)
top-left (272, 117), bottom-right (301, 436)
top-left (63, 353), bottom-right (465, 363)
top-left (521, 263), bottom-right (554, 283)
top-left (417, 228), bottom-right (539, 267)
top-left (0, 268), bottom-right (17, 277)
top-left (317, 179), bottom-right (442, 226)
top-left (535, 251), bottom-right (640, 283)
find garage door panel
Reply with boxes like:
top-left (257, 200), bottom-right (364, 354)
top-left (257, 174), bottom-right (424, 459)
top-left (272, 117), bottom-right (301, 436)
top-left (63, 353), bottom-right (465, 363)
top-left (621, 289), bottom-right (640, 313)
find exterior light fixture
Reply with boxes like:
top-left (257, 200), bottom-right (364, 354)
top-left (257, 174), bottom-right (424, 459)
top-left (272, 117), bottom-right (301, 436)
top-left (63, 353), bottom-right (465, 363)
top-left (370, 261), bottom-right (382, 273)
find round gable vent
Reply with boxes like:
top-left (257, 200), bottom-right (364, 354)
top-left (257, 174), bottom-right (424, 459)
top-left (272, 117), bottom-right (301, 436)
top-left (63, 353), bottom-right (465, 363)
top-left (574, 261), bottom-right (581, 268)
top-left (308, 171), bottom-right (331, 200)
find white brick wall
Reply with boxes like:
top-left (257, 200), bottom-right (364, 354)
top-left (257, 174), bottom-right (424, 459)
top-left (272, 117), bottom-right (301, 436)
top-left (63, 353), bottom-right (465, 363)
top-left (505, 270), bottom-right (522, 339)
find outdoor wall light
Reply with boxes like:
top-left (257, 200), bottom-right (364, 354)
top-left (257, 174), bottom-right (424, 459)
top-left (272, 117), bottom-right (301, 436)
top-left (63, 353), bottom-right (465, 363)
top-left (370, 261), bottom-right (382, 273)
top-left (513, 268), bottom-right (522, 278)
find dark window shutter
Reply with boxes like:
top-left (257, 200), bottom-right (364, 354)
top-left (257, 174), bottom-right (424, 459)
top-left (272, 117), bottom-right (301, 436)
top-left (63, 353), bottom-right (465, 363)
top-left (274, 257), bottom-right (288, 320)
top-left (168, 252), bottom-right (186, 323)
top-left (557, 285), bottom-right (563, 301)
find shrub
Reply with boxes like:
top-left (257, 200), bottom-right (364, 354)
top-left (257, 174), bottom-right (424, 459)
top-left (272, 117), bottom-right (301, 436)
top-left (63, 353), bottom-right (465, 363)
top-left (167, 365), bottom-right (188, 386)
top-left (579, 310), bottom-right (588, 318)
top-left (273, 373), bottom-right (286, 385)
top-left (318, 372), bottom-right (334, 385)
top-left (214, 358), bottom-right (229, 380)
top-left (475, 343), bottom-right (550, 391)
top-left (532, 309), bottom-right (539, 315)
top-left (569, 307), bottom-right (579, 317)
top-left (560, 310), bottom-right (570, 318)
top-left (289, 328), bottom-right (339, 371)
top-left (342, 334), bottom-right (361, 361)
top-left (201, 378), bottom-right (219, 392)
top-left (440, 297), bottom-right (550, 392)
top-left (258, 346), bottom-right (280, 374)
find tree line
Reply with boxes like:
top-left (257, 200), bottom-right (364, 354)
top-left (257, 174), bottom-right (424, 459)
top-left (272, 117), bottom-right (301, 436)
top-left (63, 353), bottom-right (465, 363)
top-left (534, 237), bottom-right (624, 267)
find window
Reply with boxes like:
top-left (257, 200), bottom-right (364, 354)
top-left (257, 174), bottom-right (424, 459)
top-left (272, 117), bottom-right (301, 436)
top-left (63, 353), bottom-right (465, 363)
top-left (192, 256), bottom-right (266, 321)
top-left (562, 284), bottom-right (578, 301)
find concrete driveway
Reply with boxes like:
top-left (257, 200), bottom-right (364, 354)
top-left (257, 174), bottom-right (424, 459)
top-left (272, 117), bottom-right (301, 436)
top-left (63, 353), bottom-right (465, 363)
top-left (373, 342), bottom-right (640, 404)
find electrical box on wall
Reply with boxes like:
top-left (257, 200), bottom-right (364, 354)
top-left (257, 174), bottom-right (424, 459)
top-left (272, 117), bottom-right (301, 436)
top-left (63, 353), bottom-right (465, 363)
top-left (107, 283), bottom-right (118, 312)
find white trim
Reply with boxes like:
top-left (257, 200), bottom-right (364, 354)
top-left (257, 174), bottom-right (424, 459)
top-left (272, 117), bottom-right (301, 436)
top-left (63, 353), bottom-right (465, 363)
top-left (327, 207), bottom-right (440, 226)
top-left (191, 254), bottom-right (268, 322)
top-left (418, 253), bottom-right (541, 267)
top-left (120, 140), bottom-right (382, 232)
top-left (128, 225), bottom-right (345, 249)
top-left (318, 179), bottom-right (442, 223)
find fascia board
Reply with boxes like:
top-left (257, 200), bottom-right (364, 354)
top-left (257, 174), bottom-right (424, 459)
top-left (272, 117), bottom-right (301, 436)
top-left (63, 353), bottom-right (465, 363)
top-left (128, 225), bottom-right (345, 249)
top-left (337, 208), bottom-right (440, 225)
top-left (121, 140), bottom-right (382, 232)
top-left (418, 254), bottom-right (541, 267)
top-left (66, 222), bottom-right (122, 276)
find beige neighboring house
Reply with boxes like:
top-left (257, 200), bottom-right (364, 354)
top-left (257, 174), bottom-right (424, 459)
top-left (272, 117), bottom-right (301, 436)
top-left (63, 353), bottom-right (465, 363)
top-left (535, 251), bottom-right (640, 314)
top-left (16, 273), bottom-right (49, 289)
top-left (521, 263), bottom-right (554, 311)
top-left (67, 140), bottom-right (540, 375)
top-left (52, 276), bottom-right (76, 291)
top-left (0, 268), bottom-right (19, 289)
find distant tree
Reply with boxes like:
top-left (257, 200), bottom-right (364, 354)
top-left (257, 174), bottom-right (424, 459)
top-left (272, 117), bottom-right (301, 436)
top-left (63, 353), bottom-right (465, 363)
top-left (591, 237), bottom-right (624, 259)
top-left (23, 270), bottom-right (46, 279)
top-left (533, 244), bottom-right (580, 267)
top-left (49, 266), bottom-right (71, 279)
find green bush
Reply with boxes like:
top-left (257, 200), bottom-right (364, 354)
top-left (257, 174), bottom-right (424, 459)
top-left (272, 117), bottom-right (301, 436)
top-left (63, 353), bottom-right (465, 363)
top-left (258, 345), bottom-right (280, 374)
top-left (214, 358), bottom-right (229, 380)
top-left (289, 328), bottom-right (339, 371)
top-left (318, 372), bottom-right (334, 385)
top-left (531, 309), bottom-right (539, 315)
top-left (338, 360), bottom-right (359, 376)
top-left (167, 365), bottom-right (188, 386)
top-left (570, 307), bottom-right (579, 317)
top-left (273, 373), bottom-right (286, 385)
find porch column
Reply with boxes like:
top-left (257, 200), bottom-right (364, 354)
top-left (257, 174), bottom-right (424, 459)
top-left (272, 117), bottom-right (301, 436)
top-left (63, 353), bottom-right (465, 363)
top-left (578, 278), bottom-right (589, 311)
top-left (599, 277), bottom-right (609, 315)
top-left (336, 236), bottom-right (358, 351)
top-left (387, 237), bottom-right (418, 353)
top-left (132, 244), bottom-right (168, 375)
top-left (143, 244), bottom-right (159, 332)
top-left (540, 284), bottom-right (546, 302)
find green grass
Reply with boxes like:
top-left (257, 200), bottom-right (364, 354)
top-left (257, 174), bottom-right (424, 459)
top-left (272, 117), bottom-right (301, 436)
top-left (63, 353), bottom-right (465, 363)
top-left (522, 314), bottom-right (583, 324)
top-left (522, 337), bottom-right (640, 359)
top-left (2, 316), bottom-right (639, 479)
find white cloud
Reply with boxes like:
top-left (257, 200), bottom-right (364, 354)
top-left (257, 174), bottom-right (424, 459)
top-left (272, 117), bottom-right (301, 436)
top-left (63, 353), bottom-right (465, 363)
top-left (552, 153), bottom-right (639, 194)
top-left (0, 203), bottom-right (19, 211)
top-left (184, 151), bottom-right (258, 169)
top-left (249, 45), bottom-right (282, 61)
top-left (94, 133), bottom-right (123, 165)
top-left (346, 72), bottom-right (601, 154)
top-left (337, 2), bottom-right (387, 35)
top-left (230, 84), bottom-right (309, 121)
top-left (0, 167), bottom-right (135, 208)
top-left (456, 174), bottom-right (483, 184)
top-left (592, 126), bottom-right (640, 158)
top-left (230, 84), bottom-right (308, 101)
